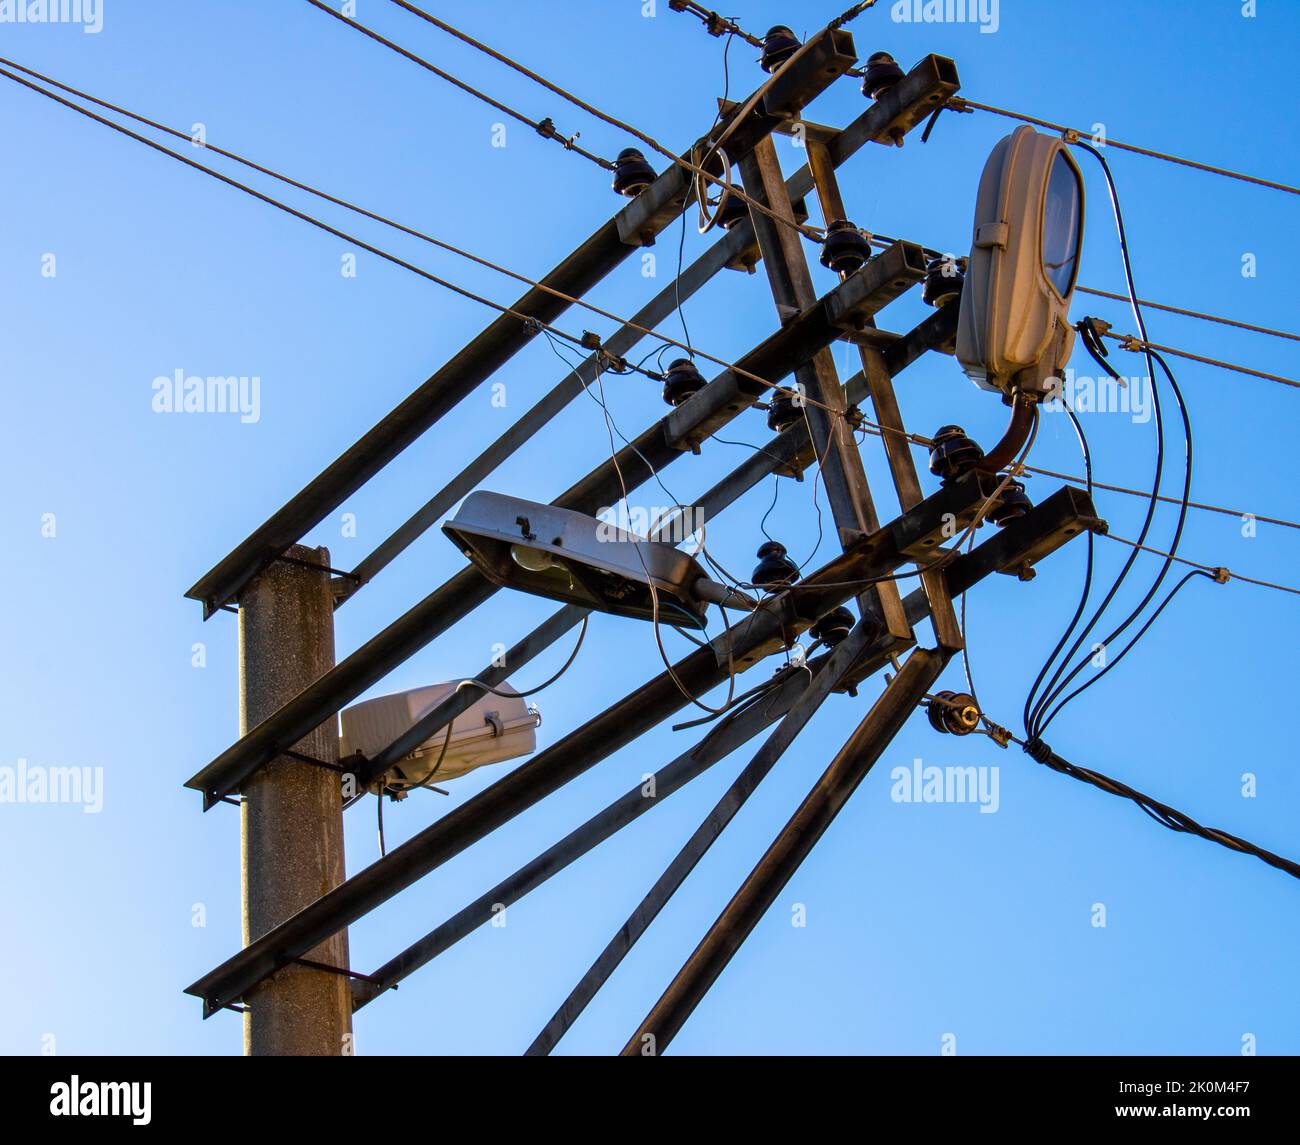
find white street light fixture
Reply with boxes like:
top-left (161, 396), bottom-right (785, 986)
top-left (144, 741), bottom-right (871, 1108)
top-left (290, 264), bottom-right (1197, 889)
top-left (443, 491), bottom-right (752, 630)
top-left (341, 682), bottom-right (540, 790)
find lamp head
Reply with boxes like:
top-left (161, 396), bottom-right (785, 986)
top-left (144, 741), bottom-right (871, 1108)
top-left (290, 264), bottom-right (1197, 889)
top-left (956, 126), bottom-right (1085, 398)
top-left (443, 492), bottom-right (716, 629)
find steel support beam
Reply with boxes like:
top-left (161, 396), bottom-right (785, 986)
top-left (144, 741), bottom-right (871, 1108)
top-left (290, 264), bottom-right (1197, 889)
top-left (350, 298), bottom-right (964, 799)
top-left (342, 223), bottom-right (749, 595)
top-left (740, 135), bottom-right (913, 646)
top-left (351, 655), bottom-right (824, 1008)
top-left (186, 27), bottom-right (861, 618)
top-left (195, 478), bottom-right (1107, 1013)
top-left (354, 486), bottom-right (1106, 1012)
top-left (187, 257), bottom-right (928, 809)
top-left (619, 645), bottom-right (948, 1056)
top-left (526, 616), bottom-right (880, 1056)
top-left (184, 479), bottom-right (990, 1016)
top-left (804, 136), bottom-right (963, 651)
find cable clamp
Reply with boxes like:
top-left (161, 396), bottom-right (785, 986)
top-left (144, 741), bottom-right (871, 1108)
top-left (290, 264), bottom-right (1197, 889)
top-left (983, 721), bottom-right (1013, 749)
top-left (1023, 737), bottom-right (1054, 764)
top-left (1212, 566), bottom-right (1232, 585)
top-left (1118, 333), bottom-right (1144, 353)
top-left (1061, 127), bottom-right (1082, 144)
top-left (597, 348), bottom-right (629, 374)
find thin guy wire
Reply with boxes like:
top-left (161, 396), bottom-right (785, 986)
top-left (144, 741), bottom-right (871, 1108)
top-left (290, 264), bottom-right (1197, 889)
top-left (866, 233), bottom-right (1300, 347)
top-left (1103, 332), bottom-right (1299, 390)
top-left (382, 0), bottom-right (830, 241)
top-left (947, 96), bottom-right (1300, 196)
top-left (0, 59), bottom-right (854, 426)
top-left (302, 0), bottom-right (612, 168)
top-left (1076, 286), bottom-right (1300, 345)
top-left (1099, 533), bottom-right (1300, 598)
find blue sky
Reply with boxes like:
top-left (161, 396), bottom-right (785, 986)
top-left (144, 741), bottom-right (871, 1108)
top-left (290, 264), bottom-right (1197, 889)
top-left (1, 0), bottom-right (1297, 1056)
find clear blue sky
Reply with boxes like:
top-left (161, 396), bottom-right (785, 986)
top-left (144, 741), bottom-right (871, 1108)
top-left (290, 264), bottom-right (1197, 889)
top-left (2, 0), bottom-right (1297, 1056)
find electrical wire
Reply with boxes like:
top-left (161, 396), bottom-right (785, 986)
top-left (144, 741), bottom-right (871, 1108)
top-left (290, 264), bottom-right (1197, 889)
top-left (944, 96), bottom-right (1300, 197)
top-left (1103, 331), bottom-right (1299, 390)
top-left (1022, 405), bottom-right (1095, 738)
top-left (1012, 734), bottom-right (1300, 883)
top-left (1026, 141), bottom-right (1190, 739)
top-left (865, 232), bottom-right (1300, 351)
top-left (843, 414), bottom-right (1300, 535)
top-left (1031, 351), bottom-right (1193, 737)
top-left (0, 57), bottom-right (859, 430)
top-left (593, 355), bottom-right (740, 714)
top-left (0, 62), bottom-right (607, 352)
top-left (796, 403), bottom-right (833, 571)
top-left (953, 410), bottom-right (1044, 712)
top-left (1099, 533), bottom-right (1300, 597)
top-left (542, 329), bottom-right (745, 712)
top-left (379, 0), bottom-right (829, 242)
top-left (1075, 286), bottom-right (1300, 345)
top-left (302, 0), bottom-right (612, 168)
top-left (673, 23), bottom-right (737, 342)
top-left (1016, 464), bottom-right (1300, 533)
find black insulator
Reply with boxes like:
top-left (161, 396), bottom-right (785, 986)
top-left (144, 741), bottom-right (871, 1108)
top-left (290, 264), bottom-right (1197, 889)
top-left (989, 480), bottom-right (1033, 526)
top-left (717, 190), bottom-right (750, 230)
top-left (612, 147), bottom-right (656, 197)
top-left (861, 51), bottom-right (905, 100)
top-left (819, 219), bottom-right (873, 275)
top-left (766, 386), bottom-right (803, 433)
top-left (922, 255), bottom-right (965, 309)
top-left (927, 690), bottom-right (980, 736)
top-left (760, 25), bottom-right (801, 73)
top-left (661, 358), bottom-right (705, 407)
top-left (752, 540), bottom-right (800, 590)
top-left (928, 424), bottom-right (984, 482)
top-left (810, 606), bottom-right (854, 648)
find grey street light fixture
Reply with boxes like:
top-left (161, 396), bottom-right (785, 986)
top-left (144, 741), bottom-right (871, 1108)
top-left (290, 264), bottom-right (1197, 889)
top-left (442, 491), bottom-right (753, 630)
top-left (957, 124), bottom-right (1085, 399)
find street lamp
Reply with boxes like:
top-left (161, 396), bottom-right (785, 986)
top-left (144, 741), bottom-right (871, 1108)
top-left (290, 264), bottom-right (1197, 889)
top-left (956, 125), bottom-right (1085, 399)
top-left (443, 491), bottom-right (753, 630)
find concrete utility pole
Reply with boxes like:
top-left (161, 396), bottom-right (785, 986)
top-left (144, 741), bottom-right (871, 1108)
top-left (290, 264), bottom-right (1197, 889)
top-left (239, 544), bottom-right (352, 1056)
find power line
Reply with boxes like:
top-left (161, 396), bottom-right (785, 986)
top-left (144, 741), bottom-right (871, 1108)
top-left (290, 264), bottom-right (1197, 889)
top-left (1104, 331), bottom-right (1300, 391)
top-left (1100, 532), bottom-right (1300, 598)
top-left (17, 53), bottom-right (1296, 588)
top-left (378, 0), bottom-right (831, 242)
top-left (299, 0), bottom-right (612, 169)
top-left (1014, 735), bottom-right (1300, 883)
top-left (1026, 144), bottom-right (1192, 740)
top-left (1076, 286), bottom-right (1300, 345)
top-left (321, 0), bottom-right (1300, 383)
top-left (946, 96), bottom-right (1300, 197)
top-left (867, 233), bottom-right (1300, 352)
top-left (1017, 464), bottom-right (1300, 533)
top-left (0, 57), bottom-right (857, 428)
top-left (0, 63), bottom-right (599, 357)
top-left (849, 422), bottom-right (1300, 536)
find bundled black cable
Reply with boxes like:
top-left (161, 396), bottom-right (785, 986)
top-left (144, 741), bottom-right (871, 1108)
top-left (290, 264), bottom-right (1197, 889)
top-left (1023, 142), bottom-right (1195, 741)
top-left (1019, 737), bottom-right (1300, 883)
